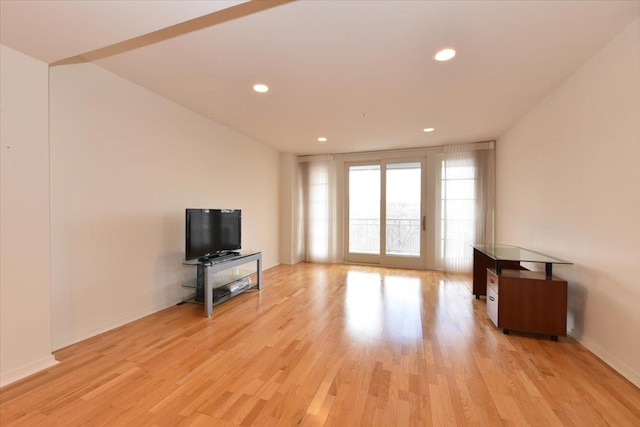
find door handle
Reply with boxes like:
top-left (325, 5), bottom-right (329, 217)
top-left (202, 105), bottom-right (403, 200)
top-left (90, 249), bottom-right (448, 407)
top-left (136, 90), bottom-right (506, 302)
top-left (422, 215), bottom-right (426, 232)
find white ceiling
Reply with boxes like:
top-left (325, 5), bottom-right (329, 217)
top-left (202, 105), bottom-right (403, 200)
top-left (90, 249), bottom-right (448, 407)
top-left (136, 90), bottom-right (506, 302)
top-left (2, 0), bottom-right (639, 155)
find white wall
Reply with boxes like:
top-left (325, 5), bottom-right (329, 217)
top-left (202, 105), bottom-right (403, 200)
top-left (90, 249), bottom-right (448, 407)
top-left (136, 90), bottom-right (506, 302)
top-left (496, 19), bottom-right (640, 386)
top-left (50, 63), bottom-right (280, 350)
top-left (0, 45), bottom-right (57, 386)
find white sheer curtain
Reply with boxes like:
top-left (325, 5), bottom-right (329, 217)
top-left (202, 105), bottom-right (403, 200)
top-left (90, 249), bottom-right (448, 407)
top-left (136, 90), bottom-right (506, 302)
top-left (442, 144), bottom-right (495, 272)
top-left (298, 157), bottom-right (338, 263)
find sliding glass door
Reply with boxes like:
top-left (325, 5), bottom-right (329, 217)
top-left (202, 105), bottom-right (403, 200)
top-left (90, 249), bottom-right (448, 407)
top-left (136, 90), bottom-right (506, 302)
top-left (346, 160), bottom-right (427, 268)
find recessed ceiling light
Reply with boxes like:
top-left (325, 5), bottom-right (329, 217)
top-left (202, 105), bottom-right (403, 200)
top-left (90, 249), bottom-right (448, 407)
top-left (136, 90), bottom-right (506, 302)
top-left (423, 128), bottom-right (435, 133)
top-left (253, 83), bottom-right (269, 93)
top-left (434, 48), bottom-right (456, 62)
top-left (317, 137), bottom-right (328, 142)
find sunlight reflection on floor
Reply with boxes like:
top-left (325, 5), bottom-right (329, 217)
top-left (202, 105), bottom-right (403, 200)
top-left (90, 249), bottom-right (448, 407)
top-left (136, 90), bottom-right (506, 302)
top-left (344, 270), bottom-right (423, 343)
top-left (344, 271), bottom-right (383, 340)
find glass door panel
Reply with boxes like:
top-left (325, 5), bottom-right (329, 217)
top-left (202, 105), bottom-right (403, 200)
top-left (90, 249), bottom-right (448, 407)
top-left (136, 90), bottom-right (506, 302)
top-left (385, 162), bottom-right (422, 260)
top-left (348, 165), bottom-right (380, 255)
top-left (345, 160), bottom-right (427, 268)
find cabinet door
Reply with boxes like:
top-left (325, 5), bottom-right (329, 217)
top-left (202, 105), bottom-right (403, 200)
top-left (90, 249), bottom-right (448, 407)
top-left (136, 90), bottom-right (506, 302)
top-left (499, 275), bottom-right (567, 336)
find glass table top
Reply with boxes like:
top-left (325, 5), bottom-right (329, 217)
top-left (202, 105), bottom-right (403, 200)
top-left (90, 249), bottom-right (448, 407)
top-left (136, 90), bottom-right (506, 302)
top-left (473, 244), bottom-right (571, 265)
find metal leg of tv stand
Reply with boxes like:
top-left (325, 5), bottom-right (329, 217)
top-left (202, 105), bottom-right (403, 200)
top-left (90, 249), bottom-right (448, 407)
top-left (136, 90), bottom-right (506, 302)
top-left (205, 269), bottom-right (213, 317)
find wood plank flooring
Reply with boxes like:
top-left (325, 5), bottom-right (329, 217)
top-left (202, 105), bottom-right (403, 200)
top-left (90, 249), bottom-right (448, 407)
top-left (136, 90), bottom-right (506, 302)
top-left (1, 263), bottom-right (638, 426)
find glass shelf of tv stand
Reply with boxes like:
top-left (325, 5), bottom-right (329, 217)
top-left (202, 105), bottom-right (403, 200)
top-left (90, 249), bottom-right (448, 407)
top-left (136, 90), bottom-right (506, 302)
top-left (181, 268), bottom-right (257, 305)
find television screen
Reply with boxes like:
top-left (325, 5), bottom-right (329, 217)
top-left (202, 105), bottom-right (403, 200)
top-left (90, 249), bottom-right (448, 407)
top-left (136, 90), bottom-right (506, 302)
top-left (185, 209), bottom-right (241, 261)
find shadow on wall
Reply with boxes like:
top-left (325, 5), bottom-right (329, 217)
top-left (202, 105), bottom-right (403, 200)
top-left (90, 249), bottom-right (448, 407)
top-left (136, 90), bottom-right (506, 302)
top-left (52, 210), bottom-right (193, 349)
top-left (567, 274), bottom-right (588, 340)
top-left (65, 211), bottom-right (192, 303)
top-left (566, 262), bottom-right (639, 342)
top-left (154, 250), bottom-right (194, 306)
top-left (154, 211), bottom-right (195, 307)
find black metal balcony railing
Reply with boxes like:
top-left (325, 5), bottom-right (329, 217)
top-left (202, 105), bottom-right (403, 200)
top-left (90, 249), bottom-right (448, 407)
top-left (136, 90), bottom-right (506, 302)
top-left (349, 218), bottom-right (420, 255)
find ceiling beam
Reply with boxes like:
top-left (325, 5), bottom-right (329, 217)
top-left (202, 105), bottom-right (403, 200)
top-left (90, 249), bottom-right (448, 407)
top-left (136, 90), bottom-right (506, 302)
top-left (51, 0), bottom-right (294, 66)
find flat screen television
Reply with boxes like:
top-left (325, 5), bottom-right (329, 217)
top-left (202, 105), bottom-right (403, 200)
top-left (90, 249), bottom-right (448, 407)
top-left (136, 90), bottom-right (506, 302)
top-left (185, 209), bottom-right (241, 262)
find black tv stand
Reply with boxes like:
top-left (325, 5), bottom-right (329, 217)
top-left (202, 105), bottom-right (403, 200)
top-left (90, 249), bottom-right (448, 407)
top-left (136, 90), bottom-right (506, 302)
top-left (183, 251), bottom-right (262, 316)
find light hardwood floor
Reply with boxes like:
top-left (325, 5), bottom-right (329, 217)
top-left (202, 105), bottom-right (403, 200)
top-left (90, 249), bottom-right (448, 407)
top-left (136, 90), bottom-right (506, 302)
top-left (1, 263), bottom-right (638, 426)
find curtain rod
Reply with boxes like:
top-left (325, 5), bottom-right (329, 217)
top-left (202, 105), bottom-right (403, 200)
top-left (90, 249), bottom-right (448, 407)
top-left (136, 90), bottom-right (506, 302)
top-left (298, 141), bottom-right (494, 162)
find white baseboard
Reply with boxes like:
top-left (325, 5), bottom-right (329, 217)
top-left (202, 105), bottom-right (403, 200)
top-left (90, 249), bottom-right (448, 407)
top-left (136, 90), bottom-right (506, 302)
top-left (52, 299), bottom-right (178, 352)
top-left (0, 355), bottom-right (59, 388)
top-left (568, 329), bottom-right (640, 388)
top-left (279, 257), bottom-right (304, 265)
